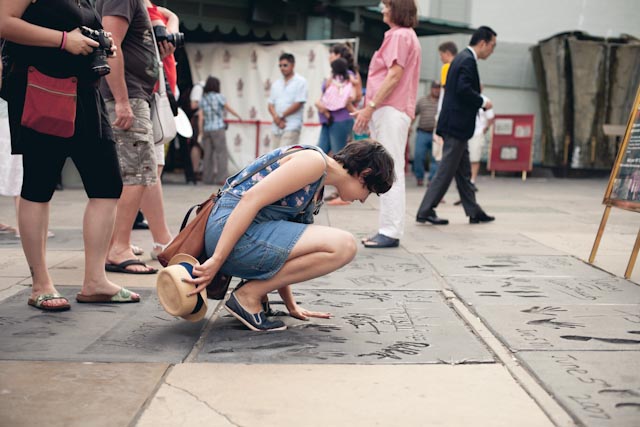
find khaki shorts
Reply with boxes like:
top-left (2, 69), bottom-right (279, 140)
top-left (106, 98), bottom-right (157, 186)
top-left (271, 130), bottom-right (301, 148)
top-left (468, 133), bottom-right (485, 163)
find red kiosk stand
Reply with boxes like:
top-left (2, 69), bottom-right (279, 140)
top-left (487, 114), bottom-right (535, 180)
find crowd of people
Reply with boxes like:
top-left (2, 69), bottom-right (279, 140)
top-left (0, 0), bottom-right (498, 331)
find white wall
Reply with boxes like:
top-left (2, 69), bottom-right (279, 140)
top-left (470, 0), bottom-right (639, 43)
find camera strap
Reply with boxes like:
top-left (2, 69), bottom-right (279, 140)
top-left (149, 28), bottom-right (167, 96)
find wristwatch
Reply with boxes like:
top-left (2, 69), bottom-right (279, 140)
top-left (367, 100), bottom-right (377, 109)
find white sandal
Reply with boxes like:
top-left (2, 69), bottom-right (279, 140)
top-left (131, 244), bottom-right (144, 256)
top-left (150, 240), bottom-right (171, 260)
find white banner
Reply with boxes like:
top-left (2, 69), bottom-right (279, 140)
top-left (185, 41), bottom-right (333, 172)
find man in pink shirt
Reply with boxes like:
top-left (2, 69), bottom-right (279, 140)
top-left (353, 0), bottom-right (421, 248)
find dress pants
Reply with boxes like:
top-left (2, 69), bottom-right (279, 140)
top-left (416, 134), bottom-right (481, 218)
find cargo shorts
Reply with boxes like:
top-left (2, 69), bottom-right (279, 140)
top-left (105, 98), bottom-right (157, 186)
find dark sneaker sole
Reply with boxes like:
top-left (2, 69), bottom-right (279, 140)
top-left (224, 304), bottom-right (287, 332)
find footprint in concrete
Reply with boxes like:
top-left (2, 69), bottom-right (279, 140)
top-left (561, 335), bottom-right (640, 344)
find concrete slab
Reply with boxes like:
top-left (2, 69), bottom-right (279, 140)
top-left (404, 231), bottom-right (563, 255)
top-left (447, 275), bottom-right (640, 305)
top-left (519, 352), bottom-right (640, 427)
top-left (0, 248), bottom-right (78, 278)
top-left (198, 290), bottom-right (494, 364)
top-left (44, 254), bottom-right (161, 288)
top-left (297, 250), bottom-right (438, 291)
top-left (0, 287), bottom-right (205, 363)
top-left (0, 361), bottom-right (168, 427)
top-left (137, 364), bottom-right (553, 427)
top-left (474, 304), bottom-right (640, 351)
top-left (427, 254), bottom-right (612, 278)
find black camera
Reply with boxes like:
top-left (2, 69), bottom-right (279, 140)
top-left (153, 25), bottom-right (184, 49)
top-left (80, 26), bottom-right (114, 77)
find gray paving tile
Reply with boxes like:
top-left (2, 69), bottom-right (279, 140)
top-left (473, 304), bottom-right (640, 351)
top-left (0, 287), bottom-right (204, 363)
top-left (407, 232), bottom-right (563, 255)
top-left (198, 290), bottom-right (494, 364)
top-left (519, 351), bottom-right (640, 427)
top-left (447, 276), bottom-right (640, 305)
top-left (427, 254), bottom-right (611, 278)
top-left (297, 250), bottom-right (438, 291)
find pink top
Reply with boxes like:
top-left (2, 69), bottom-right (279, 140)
top-left (365, 26), bottom-right (421, 119)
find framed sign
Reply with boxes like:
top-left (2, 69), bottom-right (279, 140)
top-left (590, 83), bottom-right (640, 278)
top-left (603, 84), bottom-right (640, 212)
top-left (487, 114), bottom-right (535, 179)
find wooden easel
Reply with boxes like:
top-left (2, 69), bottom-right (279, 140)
top-left (589, 83), bottom-right (640, 279)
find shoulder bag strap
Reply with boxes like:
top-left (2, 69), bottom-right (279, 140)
top-left (149, 28), bottom-right (166, 96)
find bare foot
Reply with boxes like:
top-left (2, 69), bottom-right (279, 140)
top-left (80, 278), bottom-right (140, 300)
top-left (30, 285), bottom-right (69, 309)
top-left (106, 246), bottom-right (155, 273)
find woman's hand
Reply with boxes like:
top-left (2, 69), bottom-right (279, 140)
top-left (158, 40), bottom-right (175, 59)
top-left (288, 304), bottom-right (332, 321)
top-left (184, 256), bottom-right (221, 296)
top-left (64, 28), bottom-right (99, 56)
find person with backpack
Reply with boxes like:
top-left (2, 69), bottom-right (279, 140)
top-left (197, 76), bottom-right (241, 185)
top-left (316, 57), bottom-right (357, 205)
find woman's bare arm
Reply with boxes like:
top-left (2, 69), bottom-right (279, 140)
top-left (186, 149), bottom-right (327, 293)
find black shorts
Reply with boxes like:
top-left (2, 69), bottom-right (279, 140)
top-left (21, 138), bottom-right (123, 203)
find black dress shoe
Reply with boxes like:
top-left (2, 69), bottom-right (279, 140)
top-left (469, 211), bottom-right (495, 224)
top-left (416, 210), bottom-right (449, 225)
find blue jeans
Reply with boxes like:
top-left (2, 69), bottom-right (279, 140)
top-left (413, 129), bottom-right (438, 181)
top-left (317, 118), bottom-right (355, 154)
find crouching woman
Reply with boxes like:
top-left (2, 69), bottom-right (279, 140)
top-left (185, 140), bottom-right (394, 331)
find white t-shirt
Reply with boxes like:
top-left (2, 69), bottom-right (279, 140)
top-left (268, 73), bottom-right (308, 133)
top-left (189, 82), bottom-right (204, 106)
top-left (474, 108), bottom-right (495, 136)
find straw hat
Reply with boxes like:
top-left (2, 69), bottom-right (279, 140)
top-left (156, 254), bottom-right (208, 322)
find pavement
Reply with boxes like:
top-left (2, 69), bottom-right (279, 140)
top-left (0, 173), bottom-right (639, 427)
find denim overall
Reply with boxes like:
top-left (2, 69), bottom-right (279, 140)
top-left (204, 145), bottom-right (326, 280)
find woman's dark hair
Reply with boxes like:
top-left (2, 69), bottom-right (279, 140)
top-left (204, 76), bottom-right (220, 93)
top-left (333, 139), bottom-right (395, 195)
top-left (383, 0), bottom-right (418, 28)
top-left (330, 43), bottom-right (357, 72)
top-left (330, 58), bottom-right (349, 81)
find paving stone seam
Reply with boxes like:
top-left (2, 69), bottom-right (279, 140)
top-left (130, 364), bottom-right (174, 427)
top-left (427, 253), bottom-right (578, 427)
top-left (184, 298), bottom-right (228, 363)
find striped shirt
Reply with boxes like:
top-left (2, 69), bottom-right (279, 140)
top-left (414, 95), bottom-right (438, 132)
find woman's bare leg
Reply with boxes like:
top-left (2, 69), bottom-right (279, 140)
top-left (81, 198), bottom-right (138, 297)
top-left (19, 199), bottom-right (67, 308)
top-left (233, 225), bottom-right (356, 313)
top-left (140, 165), bottom-right (172, 251)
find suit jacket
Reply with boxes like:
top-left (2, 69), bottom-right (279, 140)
top-left (436, 47), bottom-right (484, 141)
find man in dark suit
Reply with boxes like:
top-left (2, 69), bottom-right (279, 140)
top-left (416, 26), bottom-right (497, 225)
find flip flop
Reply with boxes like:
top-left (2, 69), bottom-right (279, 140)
top-left (105, 259), bottom-right (158, 274)
top-left (27, 293), bottom-right (71, 312)
top-left (76, 287), bottom-right (141, 303)
top-left (131, 244), bottom-right (144, 256)
top-left (362, 233), bottom-right (400, 248)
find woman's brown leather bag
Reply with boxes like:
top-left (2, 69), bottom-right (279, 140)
top-left (157, 190), bottom-right (232, 300)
